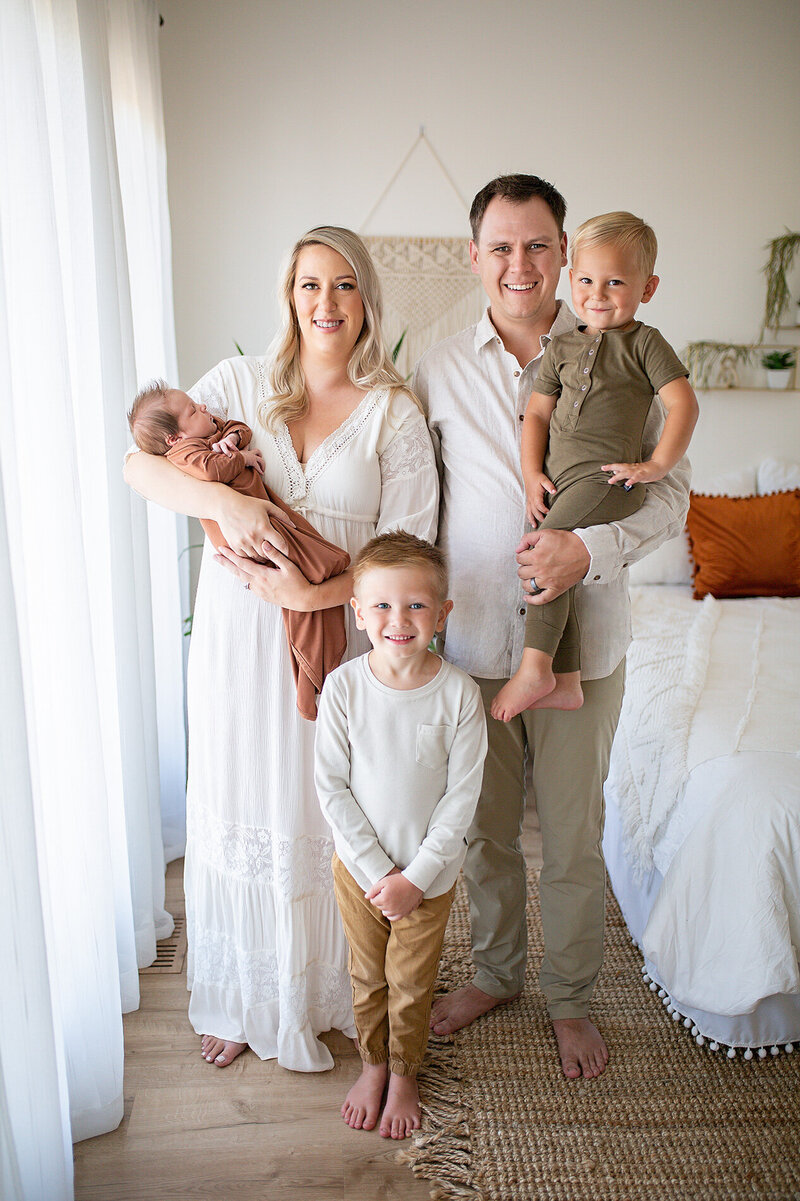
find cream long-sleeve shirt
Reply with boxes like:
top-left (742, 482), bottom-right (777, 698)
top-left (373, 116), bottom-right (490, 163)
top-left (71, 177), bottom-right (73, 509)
top-left (413, 305), bottom-right (691, 681)
top-left (315, 654), bottom-right (488, 897)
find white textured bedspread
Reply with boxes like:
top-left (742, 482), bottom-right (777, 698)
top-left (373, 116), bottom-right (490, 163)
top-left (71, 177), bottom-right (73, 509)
top-left (606, 588), bottom-right (800, 1015)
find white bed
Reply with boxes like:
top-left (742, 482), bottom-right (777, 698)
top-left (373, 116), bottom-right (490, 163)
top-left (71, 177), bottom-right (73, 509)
top-left (602, 390), bottom-right (800, 1057)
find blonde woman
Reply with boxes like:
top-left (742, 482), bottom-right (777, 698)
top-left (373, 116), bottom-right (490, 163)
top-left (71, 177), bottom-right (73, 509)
top-left (125, 227), bottom-right (439, 1072)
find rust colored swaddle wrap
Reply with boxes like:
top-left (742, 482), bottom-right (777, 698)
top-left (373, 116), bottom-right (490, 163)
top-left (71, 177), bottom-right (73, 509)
top-left (168, 417), bottom-right (349, 720)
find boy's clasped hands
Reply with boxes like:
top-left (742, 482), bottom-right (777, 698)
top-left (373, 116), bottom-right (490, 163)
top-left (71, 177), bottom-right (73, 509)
top-left (367, 867), bottom-right (424, 921)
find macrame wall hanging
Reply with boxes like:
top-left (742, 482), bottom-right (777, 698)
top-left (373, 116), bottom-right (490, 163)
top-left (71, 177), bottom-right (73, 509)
top-left (360, 129), bottom-right (485, 377)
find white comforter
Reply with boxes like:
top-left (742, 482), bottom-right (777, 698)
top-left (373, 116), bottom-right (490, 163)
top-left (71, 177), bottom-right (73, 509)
top-left (606, 587), bottom-right (800, 1016)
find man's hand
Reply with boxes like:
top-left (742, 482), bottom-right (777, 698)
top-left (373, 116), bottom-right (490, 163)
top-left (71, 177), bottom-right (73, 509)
top-left (516, 529), bottom-right (591, 605)
top-left (212, 431), bottom-right (242, 456)
top-left (524, 472), bottom-right (557, 526)
top-left (366, 868), bottom-right (424, 921)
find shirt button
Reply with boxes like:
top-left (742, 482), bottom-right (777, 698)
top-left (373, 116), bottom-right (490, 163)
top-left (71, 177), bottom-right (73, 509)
top-left (513, 370), bottom-right (520, 377)
top-left (593, 574), bottom-right (601, 581)
top-left (519, 607), bottom-right (526, 616)
top-left (589, 349), bottom-right (594, 355)
top-left (573, 400), bottom-right (579, 407)
top-left (581, 385), bottom-right (587, 391)
top-left (583, 368), bottom-right (589, 374)
top-left (519, 413), bottom-right (524, 421)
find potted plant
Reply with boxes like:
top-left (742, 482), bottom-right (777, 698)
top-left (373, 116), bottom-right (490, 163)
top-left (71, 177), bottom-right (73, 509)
top-left (761, 348), bottom-right (796, 389)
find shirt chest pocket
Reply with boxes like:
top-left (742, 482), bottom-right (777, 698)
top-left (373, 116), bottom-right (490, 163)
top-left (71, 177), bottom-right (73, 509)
top-left (416, 723), bottom-right (454, 770)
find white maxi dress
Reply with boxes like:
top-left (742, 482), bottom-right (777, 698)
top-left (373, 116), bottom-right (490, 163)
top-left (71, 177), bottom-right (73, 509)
top-left (185, 356), bottom-right (439, 1071)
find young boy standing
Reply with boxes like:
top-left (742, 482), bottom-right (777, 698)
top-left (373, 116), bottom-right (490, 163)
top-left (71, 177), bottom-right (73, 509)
top-left (315, 532), bottom-right (487, 1140)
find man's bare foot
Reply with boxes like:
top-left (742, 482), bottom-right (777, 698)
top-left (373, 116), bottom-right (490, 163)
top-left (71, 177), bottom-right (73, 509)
top-left (200, 1035), bottom-right (247, 1067)
top-left (528, 674), bottom-right (584, 711)
top-left (341, 1061), bottom-right (388, 1131)
top-left (430, 984), bottom-right (520, 1036)
top-left (552, 1017), bottom-right (608, 1080)
top-left (491, 669), bottom-right (555, 722)
top-left (380, 1072), bottom-right (421, 1139)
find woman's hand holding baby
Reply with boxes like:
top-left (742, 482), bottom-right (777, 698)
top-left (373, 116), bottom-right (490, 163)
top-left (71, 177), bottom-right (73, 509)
top-left (367, 869), bottom-right (424, 921)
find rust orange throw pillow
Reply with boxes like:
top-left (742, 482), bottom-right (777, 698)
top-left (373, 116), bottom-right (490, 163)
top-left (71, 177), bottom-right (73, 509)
top-left (686, 490), bottom-right (800, 600)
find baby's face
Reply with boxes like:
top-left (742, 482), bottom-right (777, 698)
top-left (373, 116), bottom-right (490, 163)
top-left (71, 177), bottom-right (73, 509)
top-left (166, 389), bottom-right (218, 440)
top-left (569, 243), bottom-right (658, 333)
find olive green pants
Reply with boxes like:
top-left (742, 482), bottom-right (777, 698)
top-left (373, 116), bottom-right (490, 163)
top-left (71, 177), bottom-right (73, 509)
top-left (525, 478), bottom-right (643, 672)
top-left (468, 661), bottom-right (625, 1018)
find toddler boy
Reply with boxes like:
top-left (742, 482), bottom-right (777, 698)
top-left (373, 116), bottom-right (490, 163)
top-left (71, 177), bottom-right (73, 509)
top-left (128, 380), bottom-right (350, 719)
top-left (315, 531), bottom-right (487, 1139)
top-left (492, 211), bottom-right (699, 721)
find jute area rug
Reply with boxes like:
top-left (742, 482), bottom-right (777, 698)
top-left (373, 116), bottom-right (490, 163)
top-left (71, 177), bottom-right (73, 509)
top-left (404, 872), bottom-right (800, 1201)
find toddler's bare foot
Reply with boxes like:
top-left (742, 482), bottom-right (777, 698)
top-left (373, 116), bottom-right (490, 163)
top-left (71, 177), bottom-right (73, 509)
top-left (379, 1072), bottom-right (421, 1139)
top-left (200, 1035), bottom-right (247, 1067)
top-left (552, 1017), bottom-right (608, 1080)
top-left (430, 984), bottom-right (520, 1035)
top-left (491, 668), bottom-right (555, 721)
top-left (341, 1061), bottom-right (387, 1131)
top-left (528, 673), bottom-right (584, 711)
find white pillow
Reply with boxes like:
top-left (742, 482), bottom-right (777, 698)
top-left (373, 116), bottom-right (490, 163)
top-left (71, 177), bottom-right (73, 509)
top-left (628, 465), bottom-right (757, 587)
top-left (757, 458), bottom-right (800, 495)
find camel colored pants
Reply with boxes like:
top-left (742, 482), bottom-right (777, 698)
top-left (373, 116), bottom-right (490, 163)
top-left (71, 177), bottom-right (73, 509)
top-left (332, 855), bottom-right (455, 1076)
top-left (468, 661), bottom-right (625, 1018)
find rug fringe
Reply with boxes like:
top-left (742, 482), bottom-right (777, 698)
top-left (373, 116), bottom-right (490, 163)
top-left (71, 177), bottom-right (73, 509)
top-left (401, 1037), bottom-right (484, 1200)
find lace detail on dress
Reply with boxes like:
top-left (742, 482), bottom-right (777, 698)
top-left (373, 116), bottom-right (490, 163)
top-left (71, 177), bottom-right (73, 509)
top-left (303, 388), bottom-right (384, 488)
top-left (189, 806), bottom-right (334, 894)
top-left (192, 925), bottom-right (280, 1006)
top-left (379, 419), bottom-right (434, 481)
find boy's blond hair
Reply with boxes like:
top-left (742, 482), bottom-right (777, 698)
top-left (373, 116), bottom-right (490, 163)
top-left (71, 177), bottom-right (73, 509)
top-left (352, 532), bottom-right (449, 601)
top-left (570, 211), bottom-right (658, 278)
top-left (127, 379), bottom-right (181, 455)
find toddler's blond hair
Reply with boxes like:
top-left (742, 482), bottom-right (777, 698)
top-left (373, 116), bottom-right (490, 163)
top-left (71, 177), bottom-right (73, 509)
top-left (571, 211), bottom-right (658, 278)
top-left (352, 532), bottom-right (449, 602)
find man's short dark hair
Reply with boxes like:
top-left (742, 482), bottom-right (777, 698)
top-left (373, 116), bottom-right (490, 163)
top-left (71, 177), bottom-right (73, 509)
top-left (469, 174), bottom-right (567, 242)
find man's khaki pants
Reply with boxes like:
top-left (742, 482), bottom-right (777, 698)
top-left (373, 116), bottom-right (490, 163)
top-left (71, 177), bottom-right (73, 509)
top-left (332, 855), bottom-right (455, 1076)
top-left (469, 661), bottom-right (625, 1018)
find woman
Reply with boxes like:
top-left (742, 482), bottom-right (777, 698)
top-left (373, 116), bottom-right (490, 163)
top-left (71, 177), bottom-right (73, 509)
top-left (125, 227), bottom-right (439, 1071)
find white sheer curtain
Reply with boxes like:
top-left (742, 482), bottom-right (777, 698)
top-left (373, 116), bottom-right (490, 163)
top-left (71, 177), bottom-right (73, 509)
top-left (0, 0), bottom-right (186, 1190)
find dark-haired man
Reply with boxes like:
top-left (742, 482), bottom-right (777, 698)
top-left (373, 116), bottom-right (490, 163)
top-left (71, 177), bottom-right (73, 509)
top-left (413, 175), bottom-right (689, 1080)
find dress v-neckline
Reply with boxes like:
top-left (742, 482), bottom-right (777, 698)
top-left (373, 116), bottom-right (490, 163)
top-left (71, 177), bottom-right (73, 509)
top-left (279, 387), bottom-right (382, 489)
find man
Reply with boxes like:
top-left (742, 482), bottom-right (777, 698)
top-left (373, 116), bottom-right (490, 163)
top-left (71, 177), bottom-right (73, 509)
top-left (413, 175), bottom-right (689, 1080)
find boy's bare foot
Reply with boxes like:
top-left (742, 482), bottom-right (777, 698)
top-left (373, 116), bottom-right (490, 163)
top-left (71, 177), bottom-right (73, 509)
top-left (341, 1061), bottom-right (388, 1131)
top-left (491, 667), bottom-right (555, 722)
top-left (430, 984), bottom-right (520, 1035)
top-left (379, 1072), bottom-right (421, 1139)
top-left (200, 1035), bottom-right (247, 1067)
top-left (528, 674), bottom-right (584, 711)
top-left (552, 1017), bottom-right (608, 1080)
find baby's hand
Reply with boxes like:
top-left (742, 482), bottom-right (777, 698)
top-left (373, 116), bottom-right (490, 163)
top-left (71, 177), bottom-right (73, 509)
top-left (366, 869), bottom-right (423, 921)
top-left (242, 448), bottom-right (265, 473)
top-left (213, 432), bottom-right (241, 457)
top-left (602, 461), bottom-right (664, 488)
top-left (525, 472), bottom-right (556, 526)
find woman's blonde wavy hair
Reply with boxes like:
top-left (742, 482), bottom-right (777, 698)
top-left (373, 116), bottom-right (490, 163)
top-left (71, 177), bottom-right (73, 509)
top-left (260, 226), bottom-right (413, 432)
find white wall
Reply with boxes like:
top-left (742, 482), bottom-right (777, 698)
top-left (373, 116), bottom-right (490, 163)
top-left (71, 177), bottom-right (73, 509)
top-left (158, 0), bottom-right (800, 390)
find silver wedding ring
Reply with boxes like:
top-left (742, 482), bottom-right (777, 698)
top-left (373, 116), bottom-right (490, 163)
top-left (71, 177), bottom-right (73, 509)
top-left (244, 581), bottom-right (251, 591)
top-left (530, 577), bottom-right (544, 595)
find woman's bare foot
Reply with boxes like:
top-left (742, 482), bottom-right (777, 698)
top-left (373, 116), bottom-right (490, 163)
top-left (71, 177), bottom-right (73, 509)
top-left (430, 984), bottom-right (520, 1036)
top-left (341, 1061), bottom-right (388, 1131)
top-left (528, 672), bottom-right (584, 711)
top-left (200, 1035), bottom-right (247, 1067)
top-left (379, 1072), bottom-right (421, 1139)
top-left (552, 1017), bottom-right (608, 1080)
top-left (491, 650), bottom-right (555, 721)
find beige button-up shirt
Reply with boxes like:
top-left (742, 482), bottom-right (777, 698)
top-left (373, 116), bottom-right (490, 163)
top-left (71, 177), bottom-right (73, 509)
top-left (413, 305), bottom-right (691, 681)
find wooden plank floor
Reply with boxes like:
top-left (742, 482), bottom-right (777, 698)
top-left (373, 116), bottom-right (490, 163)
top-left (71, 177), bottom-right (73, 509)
top-left (74, 804), bottom-right (543, 1200)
